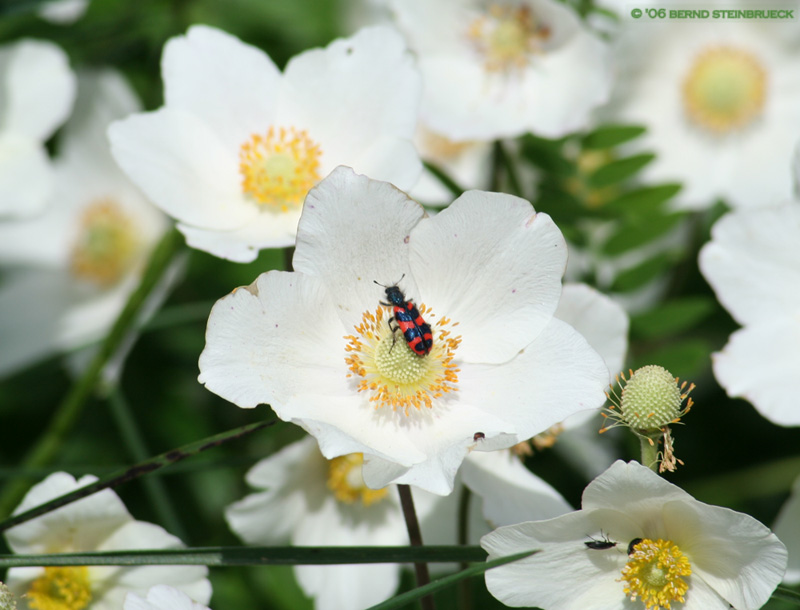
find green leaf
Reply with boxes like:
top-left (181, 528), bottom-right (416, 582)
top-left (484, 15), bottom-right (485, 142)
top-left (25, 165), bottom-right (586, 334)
top-left (365, 550), bottom-right (538, 610)
top-left (603, 212), bottom-right (686, 256)
top-left (609, 251), bottom-right (678, 292)
top-left (631, 297), bottom-right (716, 339)
top-left (521, 135), bottom-right (573, 176)
top-left (630, 338), bottom-right (713, 382)
top-left (588, 154), bottom-right (655, 188)
top-left (604, 184), bottom-right (682, 215)
top-left (422, 161), bottom-right (465, 199)
top-left (582, 125), bottom-right (646, 150)
top-left (0, 546), bottom-right (488, 568)
top-left (771, 586), bottom-right (800, 606)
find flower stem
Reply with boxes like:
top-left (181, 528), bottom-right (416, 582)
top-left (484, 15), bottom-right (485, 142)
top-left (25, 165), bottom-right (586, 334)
top-left (398, 484), bottom-right (436, 610)
top-left (639, 433), bottom-right (660, 472)
top-left (457, 486), bottom-right (473, 610)
top-left (0, 228), bottom-right (184, 519)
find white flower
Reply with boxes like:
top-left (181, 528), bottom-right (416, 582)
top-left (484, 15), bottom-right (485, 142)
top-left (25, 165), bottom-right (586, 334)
top-left (124, 585), bottom-right (211, 610)
top-left (109, 25), bottom-right (422, 262)
top-left (699, 203), bottom-right (800, 426)
top-left (4, 472), bottom-right (211, 610)
top-left (199, 166), bottom-right (608, 495)
top-left (226, 436), bottom-right (419, 610)
top-left (0, 71), bottom-right (168, 378)
top-left (481, 460), bottom-right (787, 610)
top-left (0, 39), bottom-right (76, 218)
top-left (609, 2), bottom-right (800, 210)
top-left (38, 0), bottom-right (90, 24)
top-left (387, 0), bottom-right (612, 140)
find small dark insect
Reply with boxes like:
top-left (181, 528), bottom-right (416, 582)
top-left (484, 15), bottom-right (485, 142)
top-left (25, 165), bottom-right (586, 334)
top-left (473, 432), bottom-right (485, 441)
top-left (628, 538), bottom-right (644, 555)
top-left (584, 533), bottom-right (617, 550)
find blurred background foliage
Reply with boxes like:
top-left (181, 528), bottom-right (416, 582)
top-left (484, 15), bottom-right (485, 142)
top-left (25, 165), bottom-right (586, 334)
top-left (1, 0), bottom-right (798, 608)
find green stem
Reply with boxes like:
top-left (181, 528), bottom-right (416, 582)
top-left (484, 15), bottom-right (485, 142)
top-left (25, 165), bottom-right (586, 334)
top-left (422, 161), bottom-right (465, 198)
top-left (639, 433), bottom-right (660, 472)
top-left (457, 486), bottom-right (473, 610)
top-left (398, 484), bottom-right (436, 610)
top-left (107, 387), bottom-right (186, 540)
top-left (0, 419), bottom-right (276, 532)
top-left (492, 140), bottom-right (523, 198)
top-left (0, 228), bottom-right (184, 519)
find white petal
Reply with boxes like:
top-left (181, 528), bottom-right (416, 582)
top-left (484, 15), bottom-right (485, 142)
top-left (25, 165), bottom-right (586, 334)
top-left (108, 108), bottom-right (254, 231)
top-left (162, 25), bottom-right (281, 151)
top-left (410, 193), bottom-right (567, 363)
top-left (773, 473), bottom-right (800, 585)
top-left (276, 26), bottom-right (421, 190)
top-left (481, 511), bottom-right (630, 609)
top-left (459, 317), bottom-right (609, 441)
top-left (555, 283), bottom-right (629, 378)
top-left (0, 39), bottom-right (76, 140)
top-left (681, 577), bottom-right (732, 610)
top-left (38, 0), bottom-right (89, 24)
top-left (712, 318), bottom-right (800, 426)
top-left (292, 167), bottom-right (426, 331)
top-left (699, 205), bottom-right (800, 325)
top-left (124, 586), bottom-right (211, 610)
top-left (0, 134), bottom-right (53, 218)
top-left (462, 451), bottom-right (572, 527)
top-left (198, 271), bottom-right (350, 410)
top-left (663, 501), bottom-right (787, 610)
top-left (5, 472), bottom-right (131, 555)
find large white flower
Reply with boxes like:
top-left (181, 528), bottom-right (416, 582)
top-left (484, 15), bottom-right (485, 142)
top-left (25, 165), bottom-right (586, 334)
top-left (0, 71), bottom-right (168, 378)
top-left (124, 585), bottom-right (211, 610)
top-left (387, 0), bottom-right (612, 140)
top-left (481, 460), bottom-right (787, 610)
top-left (4, 472), bottom-right (211, 610)
top-left (0, 39), bottom-right (76, 218)
top-left (226, 436), bottom-right (420, 610)
top-left (609, 2), bottom-right (800, 210)
top-left (199, 166), bottom-right (608, 495)
top-left (699, 203), bottom-right (800, 426)
top-left (109, 25), bottom-right (421, 262)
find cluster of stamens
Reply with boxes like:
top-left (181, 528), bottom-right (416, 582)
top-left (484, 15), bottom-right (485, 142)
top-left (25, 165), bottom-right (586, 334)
top-left (620, 538), bottom-right (692, 610)
top-left (27, 566), bottom-right (92, 610)
top-left (344, 305), bottom-right (461, 414)
top-left (327, 453), bottom-right (388, 507)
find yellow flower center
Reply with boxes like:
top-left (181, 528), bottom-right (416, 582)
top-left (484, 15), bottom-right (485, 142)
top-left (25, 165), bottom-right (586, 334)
top-left (682, 46), bottom-right (767, 134)
top-left (620, 538), bottom-right (691, 610)
top-left (467, 3), bottom-right (551, 74)
top-left (27, 566), bottom-right (92, 610)
top-left (239, 126), bottom-right (323, 212)
top-left (327, 453), bottom-right (389, 506)
top-left (344, 305), bottom-right (461, 414)
top-left (70, 199), bottom-right (140, 287)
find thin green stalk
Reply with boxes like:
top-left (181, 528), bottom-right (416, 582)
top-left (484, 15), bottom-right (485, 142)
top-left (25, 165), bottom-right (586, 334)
top-left (492, 140), bottom-right (523, 198)
top-left (639, 433), bottom-right (660, 473)
top-left (0, 228), bottom-right (184, 519)
top-left (0, 419), bottom-right (276, 533)
top-left (107, 387), bottom-right (186, 540)
top-left (422, 161), bottom-right (465, 198)
top-left (0, 545), bottom-right (488, 568)
top-left (457, 486), bottom-right (473, 610)
top-left (398, 484), bottom-right (436, 610)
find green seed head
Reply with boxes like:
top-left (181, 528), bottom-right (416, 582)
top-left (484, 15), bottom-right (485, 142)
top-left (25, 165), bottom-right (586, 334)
top-left (620, 365), bottom-right (683, 431)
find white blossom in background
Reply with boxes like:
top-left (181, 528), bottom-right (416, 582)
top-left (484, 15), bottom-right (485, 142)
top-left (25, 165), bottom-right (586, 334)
top-left (608, 1), bottom-right (800, 210)
top-left (699, 203), bottom-right (800, 426)
top-left (109, 25), bottom-right (422, 262)
top-left (387, 0), bottom-right (612, 141)
top-left (124, 586), bottom-right (212, 610)
top-left (774, 473), bottom-right (800, 585)
top-left (481, 460), bottom-right (787, 610)
top-left (226, 436), bottom-right (421, 610)
top-left (0, 39), bottom-right (76, 218)
top-left (0, 71), bottom-right (168, 378)
top-left (4, 473), bottom-right (211, 610)
top-left (38, 0), bottom-right (90, 24)
top-left (199, 166), bottom-right (608, 495)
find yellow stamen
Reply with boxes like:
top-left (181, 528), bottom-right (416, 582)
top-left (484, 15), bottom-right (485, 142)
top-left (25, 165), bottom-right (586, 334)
top-left (683, 46), bottom-right (766, 134)
top-left (27, 566), bottom-right (92, 610)
top-left (621, 538), bottom-right (691, 610)
top-left (467, 3), bottom-right (551, 74)
top-left (344, 305), bottom-right (461, 415)
top-left (69, 199), bottom-right (139, 287)
top-left (239, 126), bottom-right (322, 211)
top-left (327, 453), bottom-right (388, 506)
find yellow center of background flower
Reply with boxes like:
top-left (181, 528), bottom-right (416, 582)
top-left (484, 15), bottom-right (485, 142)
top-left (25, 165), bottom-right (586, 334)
top-left (683, 46), bottom-right (766, 134)
top-left (344, 305), bottom-right (461, 414)
top-left (621, 538), bottom-right (691, 610)
top-left (27, 566), bottom-right (92, 610)
top-left (327, 453), bottom-right (388, 506)
top-left (467, 3), bottom-right (550, 74)
top-left (70, 199), bottom-right (139, 287)
top-left (239, 126), bottom-right (322, 212)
